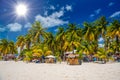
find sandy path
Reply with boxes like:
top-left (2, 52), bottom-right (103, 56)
top-left (0, 61), bottom-right (120, 80)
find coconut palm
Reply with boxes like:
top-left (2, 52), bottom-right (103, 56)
top-left (66, 23), bottom-right (80, 53)
top-left (83, 22), bottom-right (98, 42)
top-left (29, 21), bottom-right (48, 44)
top-left (56, 27), bottom-right (66, 57)
top-left (16, 35), bottom-right (25, 54)
top-left (9, 41), bottom-right (17, 54)
top-left (45, 32), bottom-right (56, 54)
top-left (25, 33), bottom-right (32, 50)
top-left (95, 16), bottom-right (108, 38)
top-left (0, 39), bottom-right (10, 56)
top-left (95, 16), bottom-right (108, 50)
top-left (96, 48), bottom-right (109, 63)
top-left (82, 22), bottom-right (99, 54)
top-left (107, 20), bottom-right (120, 53)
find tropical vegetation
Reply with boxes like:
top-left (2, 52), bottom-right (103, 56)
top-left (0, 16), bottom-right (120, 63)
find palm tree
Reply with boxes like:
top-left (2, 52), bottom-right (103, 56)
top-left (9, 41), bottom-right (17, 54)
top-left (83, 22), bottom-right (99, 54)
top-left (95, 16), bottom-right (108, 50)
top-left (80, 41), bottom-right (94, 55)
top-left (0, 39), bottom-right (10, 56)
top-left (107, 20), bottom-right (120, 53)
top-left (25, 33), bottom-right (32, 50)
top-left (83, 22), bottom-right (98, 42)
top-left (96, 16), bottom-right (108, 38)
top-left (56, 27), bottom-right (66, 58)
top-left (66, 23), bottom-right (80, 53)
top-left (45, 32), bottom-right (56, 54)
top-left (29, 21), bottom-right (47, 44)
top-left (96, 48), bottom-right (108, 63)
top-left (16, 35), bottom-right (25, 55)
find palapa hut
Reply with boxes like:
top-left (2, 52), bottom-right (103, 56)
top-left (67, 54), bottom-right (80, 65)
top-left (45, 55), bottom-right (56, 63)
top-left (64, 50), bottom-right (77, 61)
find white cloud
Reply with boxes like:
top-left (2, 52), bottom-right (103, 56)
top-left (0, 27), bottom-right (6, 32)
top-left (90, 14), bottom-right (95, 17)
top-left (98, 44), bottom-right (104, 47)
top-left (35, 10), bottom-right (68, 28)
top-left (90, 8), bottom-right (101, 17)
top-left (49, 5), bottom-right (55, 10)
top-left (0, 25), bottom-right (6, 32)
top-left (98, 37), bottom-right (104, 42)
top-left (61, 7), bottom-right (65, 11)
top-left (7, 23), bottom-right (22, 32)
top-left (110, 11), bottom-right (120, 18)
top-left (95, 8), bottom-right (101, 14)
top-left (50, 10), bottom-right (64, 18)
top-left (44, 11), bottom-right (48, 16)
top-left (54, 29), bottom-right (58, 32)
top-left (24, 22), bottom-right (32, 28)
top-left (66, 5), bottom-right (72, 11)
top-left (108, 2), bottom-right (114, 6)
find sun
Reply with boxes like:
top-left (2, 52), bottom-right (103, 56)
top-left (15, 4), bottom-right (28, 16)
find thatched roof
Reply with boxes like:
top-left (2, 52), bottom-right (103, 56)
top-left (67, 54), bottom-right (79, 58)
top-left (64, 50), bottom-right (77, 54)
top-left (46, 55), bottom-right (55, 58)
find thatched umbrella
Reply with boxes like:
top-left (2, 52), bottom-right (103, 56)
top-left (46, 55), bottom-right (55, 58)
top-left (67, 54), bottom-right (80, 65)
top-left (45, 55), bottom-right (56, 63)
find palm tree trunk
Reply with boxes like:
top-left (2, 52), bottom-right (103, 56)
top-left (116, 35), bottom-right (119, 54)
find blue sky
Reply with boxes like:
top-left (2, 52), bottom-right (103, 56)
top-left (0, 0), bottom-right (120, 42)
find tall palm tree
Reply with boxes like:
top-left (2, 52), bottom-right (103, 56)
top-left (16, 35), bottom-right (25, 54)
top-left (95, 16), bottom-right (108, 38)
top-left (45, 32), bottom-right (56, 54)
top-left (0, 39), bottom-right (10, 56)
top-left (9, 41), bottom-right (17, 54)
top-left (107, 20), bottom-right (120, 53)
top-left (56, 27), bottom-right (66, 57)
top-left (29, 21), bottom-right (47, 44)
top-left (66, 23), bottom-right (80, 53)
top-left (83, 22), bottom-right (99, 54)
top-left (25, 33), bottom-right (32, 50)
top-left (83, 22), bottom-right (98, 42)
top-left (95, 16), bottom-right (108, 50)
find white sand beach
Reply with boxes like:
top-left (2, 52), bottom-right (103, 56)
top-left (0, 61), bottom-right (120, 80)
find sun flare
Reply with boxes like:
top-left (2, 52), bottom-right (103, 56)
top-left (15, 4), bottom-right (27, 16)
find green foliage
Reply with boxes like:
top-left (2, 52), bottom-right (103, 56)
top-left (24, 50), bottom-right (33, 62)
top-left (0, 17), bottom-right (119, 62)
top-left (0, 56), bottom-right (2, 60)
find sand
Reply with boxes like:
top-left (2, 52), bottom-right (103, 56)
top-left (0, 61), bottom-right (120, 80)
